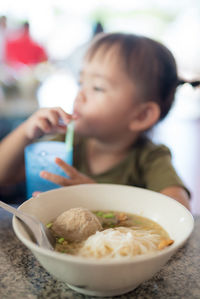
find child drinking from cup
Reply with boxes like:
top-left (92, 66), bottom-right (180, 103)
top-left (1, 32), bottom-right (199, 209)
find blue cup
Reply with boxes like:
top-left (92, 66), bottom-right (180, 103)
top-left (25, 141), bottom-right (73, 198)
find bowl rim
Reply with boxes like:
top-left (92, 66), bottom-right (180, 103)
top-left (12, 184), bottom-right (194, 266)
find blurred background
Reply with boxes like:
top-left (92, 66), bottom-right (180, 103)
top-left (0, 0), bottom-right (200, 213)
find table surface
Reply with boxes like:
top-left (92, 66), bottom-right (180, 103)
top-left (0, 208), bottom-right (199, 299)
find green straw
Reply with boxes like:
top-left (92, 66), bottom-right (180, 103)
top-left (65, 121), bottom-right (74, 152)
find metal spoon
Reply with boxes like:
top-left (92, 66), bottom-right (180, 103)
top-left (0, 200), bottom-right (54, 250)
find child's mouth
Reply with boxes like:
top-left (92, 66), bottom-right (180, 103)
top-left (73, 110), bottom-right (81, 120)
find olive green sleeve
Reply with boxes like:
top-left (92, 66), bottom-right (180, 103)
top-left (139, 144), bottom-right (190, 196)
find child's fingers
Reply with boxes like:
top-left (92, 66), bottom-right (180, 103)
top-left (37, 118), bottom-right (53, 133)
top-left (53, 125), bottom-right (67, 133)
top-left (54, 158), bottom-right (78, 178)
top-left (54, 158), bottom-right (95, 184)
top-left (45, 109), bottom-right (61, 127)
top-left (40, 171), bottom-right (73, 186)
top-left (45, 108), bottom-right (70, 127)
top-left (32, 191), bottom-right (42, 197)
top-left (40, 160), bottom-right (95, 186)
top-left (36, 107), bottom-right (72, 126)
top-left (53, 107), bottom-right (73, 124)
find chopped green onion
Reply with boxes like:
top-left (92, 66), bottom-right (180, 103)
top-left (46, 222), bottom-right (53, 229)
top-left (58, 237), bottom-right (65, 244)
top-left (103, 213), bottom-right (115, 219)
top-left (108, 222), bottom-right (115, 228)
top-left (96, 211), bottom-right (104, 217)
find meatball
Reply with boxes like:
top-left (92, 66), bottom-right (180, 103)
top-left (52, 207), bottom-right (102, 242)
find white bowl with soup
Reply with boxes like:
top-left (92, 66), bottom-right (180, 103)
top-left (12, 184), bottom-right (194, 297)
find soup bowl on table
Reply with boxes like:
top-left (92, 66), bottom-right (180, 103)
top-left (12, 184), bottom-right (194, 297)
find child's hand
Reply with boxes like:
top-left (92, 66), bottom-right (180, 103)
top-left (24, 107), bottom-right (73, 141)
top-left (40, 158), bottom-right (96, 186)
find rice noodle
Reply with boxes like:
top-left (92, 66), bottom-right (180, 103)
top-left (77, 227), bottom-right (162, 259)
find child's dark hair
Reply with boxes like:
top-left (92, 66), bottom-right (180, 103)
top-left (86, 33), bottom-right (200, 120)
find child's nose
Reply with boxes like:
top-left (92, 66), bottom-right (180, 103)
top-left (75, 89), bottom-right (86, 103)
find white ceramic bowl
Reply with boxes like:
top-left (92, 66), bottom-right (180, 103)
top-left (13, 184), bottom-right (194, 297)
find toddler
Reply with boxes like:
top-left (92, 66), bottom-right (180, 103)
top-left (1, 32), bottom-right (198, 209)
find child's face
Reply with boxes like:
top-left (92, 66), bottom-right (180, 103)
top-left (73, 47), bottom-right (139, 140)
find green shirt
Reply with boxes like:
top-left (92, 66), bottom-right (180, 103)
top-left (51, 134), bottom-right (189, 195)
top-left (73, 136), bottom-right (189, 194)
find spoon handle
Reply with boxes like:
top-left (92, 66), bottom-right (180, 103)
top-left (0, 200), bottom-right (38, 232)
top-left (0, 200), bottom-right (54, 250)
top-left (0, 200), bottom-right (27, 218)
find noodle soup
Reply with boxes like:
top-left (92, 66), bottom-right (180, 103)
top-left (47, 210), bottom-right (174, 259)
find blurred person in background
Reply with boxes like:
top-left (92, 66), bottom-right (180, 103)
top-left (5, 21), bottom-right (48, 69)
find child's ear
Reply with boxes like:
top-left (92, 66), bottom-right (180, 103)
top-left (129, 102), bottom-right (160, 132)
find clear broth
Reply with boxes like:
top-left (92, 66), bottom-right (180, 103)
top-left (49, 210), bottom-right (173, 256)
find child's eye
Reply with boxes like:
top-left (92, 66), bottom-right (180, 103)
top-left (93, 86), bottom-right (105, 92)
